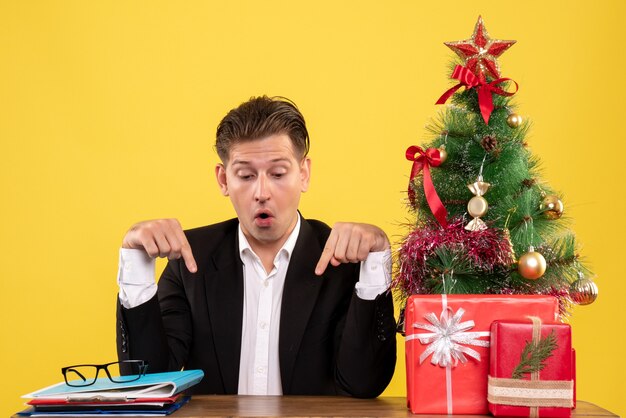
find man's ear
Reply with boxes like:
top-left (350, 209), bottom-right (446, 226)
top-left (215, 163), bottom-right (229, 196)
top-left (300, 157), bottom-right (311, 192)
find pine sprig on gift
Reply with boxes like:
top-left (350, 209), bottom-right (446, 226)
top-left (511, 330), bottom-right (558, 379)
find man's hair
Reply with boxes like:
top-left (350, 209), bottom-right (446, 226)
top-left (215, 96), bottom-right (310, 162)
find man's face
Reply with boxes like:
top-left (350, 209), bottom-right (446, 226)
top-left (215, 134), bottom-right (311, 250)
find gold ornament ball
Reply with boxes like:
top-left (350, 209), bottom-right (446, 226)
top-left (507, 113), bottom-right (523, 128)
top-left (540, 195), bottom-right (564, 219)
top-left (570, 278), bottom-right (598, 305)
top-left (438, 147), bottom-right (448, 164)
top-left (467, 196), bottom-right (488, 217)
top-left (518, 251), bottom-right (546, 280)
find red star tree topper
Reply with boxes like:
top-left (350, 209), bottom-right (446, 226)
top-left (444, 16), bottom-right (516, 81)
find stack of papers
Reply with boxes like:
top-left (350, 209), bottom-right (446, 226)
top-left (17, 370), bottom-right (204, 416)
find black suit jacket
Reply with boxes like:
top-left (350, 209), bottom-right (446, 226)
top-left (116, 217), bottom-right (396, 397)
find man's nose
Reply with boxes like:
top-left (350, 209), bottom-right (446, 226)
top-left (254, 174), bottom-right (271, 202)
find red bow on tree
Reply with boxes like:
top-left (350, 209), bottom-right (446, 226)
top-left (406, 146), bottom-right (448, 227)
top-left (436, 65), bottom-right (518, 124)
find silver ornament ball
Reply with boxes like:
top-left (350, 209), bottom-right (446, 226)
top-left (570, 277), bottom-right (599, 305)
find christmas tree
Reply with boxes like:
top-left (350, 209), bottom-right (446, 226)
top-left (394, 17), bottom-right (598, 318)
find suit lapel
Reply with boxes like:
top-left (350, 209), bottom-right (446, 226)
top-left (279, 218), bottom-right (324, 392)
top-left (204, 230), bottom-right (244, 394)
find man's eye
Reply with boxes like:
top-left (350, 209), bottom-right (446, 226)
top-left (238, 173), bottom-right (255, 180)
top-left (272, 173), bottom-right (285, 179)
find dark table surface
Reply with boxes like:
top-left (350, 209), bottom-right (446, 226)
top-left (169, 396), bottom-right (619, 418)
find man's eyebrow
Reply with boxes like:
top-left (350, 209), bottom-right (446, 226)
top-left (269, 158), bottom-right (293, 164)
top-left (231, 158), bottom-right (293, 166)
top-left (231, 159), bottom-right (251, 166)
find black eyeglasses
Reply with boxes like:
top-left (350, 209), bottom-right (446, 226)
top-left (61, 360), bottom-right (148, 387)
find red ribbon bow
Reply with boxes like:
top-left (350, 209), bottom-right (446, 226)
top-left (406, 146), bottom-right (448, 227)
top-left (436, 65), bottom-right (518, 124)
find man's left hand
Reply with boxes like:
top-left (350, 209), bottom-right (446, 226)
top-left (315, 222), bottom-right (390, 276)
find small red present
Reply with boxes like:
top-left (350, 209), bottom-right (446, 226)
top-left (405, 294), bottom-right (558, 415)
top-left (488, 319), bottom-right (575, 417)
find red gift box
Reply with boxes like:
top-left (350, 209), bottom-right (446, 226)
top-left (405, 294), bottom-right (558, 414)
top-left (488, 319), bottom-right (575, 417)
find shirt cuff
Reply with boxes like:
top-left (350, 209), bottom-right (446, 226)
top-left (117, 248), bottom-right (157, 309)
top-left (355, 249), bottom-right (392, 301)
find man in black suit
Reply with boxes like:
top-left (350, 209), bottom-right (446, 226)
top-left (116, 96), bottom-right (396, 397)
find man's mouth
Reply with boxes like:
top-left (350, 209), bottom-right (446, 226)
top-left (254, 210), bottom-right (274, 227)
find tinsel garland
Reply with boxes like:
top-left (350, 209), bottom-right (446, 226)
top-left (395, 218), bottom-right (515, 297)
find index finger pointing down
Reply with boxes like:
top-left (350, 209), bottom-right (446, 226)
top-left (315, 231), bottom-right (338, 276)
top-left (174, 227), bottom-right (197, 273)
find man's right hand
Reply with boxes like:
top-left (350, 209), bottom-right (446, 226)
top-left (122, 219), bottom-right (198, 273)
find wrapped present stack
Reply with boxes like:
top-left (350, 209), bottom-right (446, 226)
top-left (394, 16), bottom-right (597, 415)
top-left (405, 295), bottom-right (559, 414)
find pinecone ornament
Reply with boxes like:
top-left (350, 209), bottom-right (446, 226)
top-left (481, 134), bottom-right (498, 152)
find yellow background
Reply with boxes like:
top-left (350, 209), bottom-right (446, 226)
top-left (1, 1), bottom-right (624, 416)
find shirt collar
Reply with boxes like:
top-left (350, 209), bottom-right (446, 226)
top-left (238, 214), bottom-right (301, 262)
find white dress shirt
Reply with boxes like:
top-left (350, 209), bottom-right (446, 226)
top-left (117, 217), bottom-right (391, 395)
top-left (235, 216), bottom-right (300, 395)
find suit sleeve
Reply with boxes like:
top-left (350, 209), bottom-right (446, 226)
top-left (334, 290), bottom-right (397, 398)
top-left (116, 258), bottom-right (192, 374)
